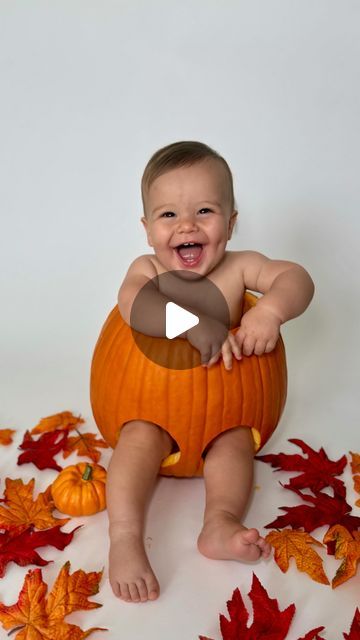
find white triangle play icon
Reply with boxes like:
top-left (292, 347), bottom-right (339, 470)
top-left (165, 302), bottom-right (199, 339)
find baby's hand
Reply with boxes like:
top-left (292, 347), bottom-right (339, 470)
top-left (185, 315), bottom-right (227, 366)
top-left (235, 306), bottom-right (281, 357)
top-left (204, 333), bottom-right (242, 370)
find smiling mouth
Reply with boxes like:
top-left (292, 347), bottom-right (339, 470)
top-left (175, 242), bottom-right (203, 266)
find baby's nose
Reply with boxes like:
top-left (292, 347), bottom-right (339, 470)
top-left (177, 214), bottom-right (198, 231)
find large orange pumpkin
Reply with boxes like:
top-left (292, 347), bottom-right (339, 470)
top-left (90, 292), bottom-right (287, 478)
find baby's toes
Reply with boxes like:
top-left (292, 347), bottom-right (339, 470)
top-left (110, 579), bottom-right (121, 598)
top-left (119, 582), bottom-right (133, 602)
top-left (146, 575), bottom-right (160, 600)
top-left (242, 528), bottom-right (260, 545)
top-left (258, 537), bottom-right (272, 558)
top-left (136, 578), bottom-right (149, 602)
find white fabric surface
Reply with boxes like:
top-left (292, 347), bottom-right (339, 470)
top-left (0, 345), bottom-right (359, 639)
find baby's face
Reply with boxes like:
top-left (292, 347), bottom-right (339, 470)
top-left (141, 159), bottom-right (237, 277)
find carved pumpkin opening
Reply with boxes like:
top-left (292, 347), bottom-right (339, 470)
top-left (118, 421), bottom-right (182, 471)
top-left (200, 425), bottom-right (254, 461)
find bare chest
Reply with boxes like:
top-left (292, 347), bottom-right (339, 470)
top-left (150, 252), bottom-right (246, 330)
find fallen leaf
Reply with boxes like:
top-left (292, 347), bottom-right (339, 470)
top-left (297, 630), bottom-right (326, 640)
top-left (199, 573), bottom-right (295, 639)
top-left (198, 574), bottom-right (329, 640)
top-left (0, 477), bottom-right (69, 530)
top-left (31, 411), bottom-right (85, 435)
top-left (0, 428), bottom-right (16, 445)
top-left (353, 476), bottom-right (360, 493)
top-left (323, 525), bottom-right (360, 588)
top-left (350, 452), bottom-right (360, 475)
top-left (344, 609), bottom-right (360, 640)
top-left (256, 439), bottom-right (347, 497)
top-left (63, 430), bottom-right (109, 463)
top-left (0, 561), bottom-right (106, 639)
top-left (353, 476), bottom-right (360, 507)
top-left (0, 524), bottom-right (80, 577)
top-left (266, 529), bottom-right (329, 584)
top-left (17, 429), bottom-right (68, 471)
top-left (265, 487), bottom-right (360, 533)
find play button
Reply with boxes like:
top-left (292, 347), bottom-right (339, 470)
top-left (130, 270), bottom-right (230, 370)
top-left (165, 302), bottom-right (199, 339)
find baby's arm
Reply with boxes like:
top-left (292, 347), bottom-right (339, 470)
top-left (118, 256), bottom-right (169, 336)
top-left (236, 252), bottom-right (315, 356)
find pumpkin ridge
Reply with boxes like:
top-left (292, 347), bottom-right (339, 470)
top-left (114, 329), bottom-right (141, 435)
top-left (255, 353), bottom-right (265, 430)
top-left (91, 309), bottom-right (123, 429)
top-left (110, 319), bottom-right (134, 426)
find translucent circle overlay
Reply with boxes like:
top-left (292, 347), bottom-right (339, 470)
top-left (130, 270), bottom-right (230, 369)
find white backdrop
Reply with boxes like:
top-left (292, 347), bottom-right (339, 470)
top-left (0, 2), bottom-right (359, 639)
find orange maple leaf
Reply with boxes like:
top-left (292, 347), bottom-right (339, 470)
top-left (0, 561), bottom-right (107, 639)
top-left (63, 430), bottom-right (109, 463)
top-left (350, 452), bottom-right (360, 475)
top-left (323, 524), bottom-right (360, 588)
top-left (0, 429), bottom-right (16, 445)
top-left (349, 453), bottom-right (360, 507)
top-left (0, 478), bottom-right (69, 531)
top-left (30, 411), bottom-right (85, 435)
top-left (353, 475), bottom-right (360, 507)
top-left (266, 529), bottom-right (329, 585)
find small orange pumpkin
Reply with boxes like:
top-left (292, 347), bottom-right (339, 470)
top-left (51, 462), bottom-right (107, 516)
top-left (90, 292), bottom-right (287, 478)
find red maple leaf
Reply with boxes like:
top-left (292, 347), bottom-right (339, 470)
top-left (265, 488), bottom-right (360, 533)
top-left (0, 525), bottom-right (80, 577)
top-left (198, 574), bottom-right (329, 640)
top-left (344, 609), bottom-right (360, 639)
top-left (17, 430), bottom-right (68, 471)
top-left (298, 630), bottom-right (326, 640)
top-left (256, 439), bottom-right (346, 497)
top-left (199, 573), bottom-right (295, 640)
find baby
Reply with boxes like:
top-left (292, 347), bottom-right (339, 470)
top-left (106, 141), bottom-right (314, 603)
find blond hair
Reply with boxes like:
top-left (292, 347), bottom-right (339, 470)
top-left (141, 140), bottom-right (235, 215)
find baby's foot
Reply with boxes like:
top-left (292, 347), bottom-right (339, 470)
top-left (197, 511), bottom-right (271, 562)
top-left (109, 527), bottom-right (160, 603)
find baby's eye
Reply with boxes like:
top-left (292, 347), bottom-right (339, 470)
top-left (161, 211), bottom-right (176, 218)
top-left (198, 208), bottom-right (211, 214)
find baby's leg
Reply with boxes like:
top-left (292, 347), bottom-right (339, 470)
top-left (107, 420), bottom-right (173, 603)
top-left (197, 427), bottom-right (271, 562)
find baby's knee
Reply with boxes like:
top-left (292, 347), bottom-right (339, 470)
top-left (209, 426), bottom-right (254, 456)
top-left (120, 420), bottom-right (173, 456)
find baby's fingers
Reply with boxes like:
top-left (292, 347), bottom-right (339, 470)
top-left (221, 340), bottom-right (233, 371)
top-left (206, 353), bottom-right (221, 368)
top-left (227, 333), bottom-right (242, 361)
top-left (241, 334), bottom-right (256, 357)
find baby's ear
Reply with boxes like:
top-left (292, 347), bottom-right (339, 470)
top-left (228, 210), bottom-right (238, 239)
top-left (141, 216), bottom-right (153, 247)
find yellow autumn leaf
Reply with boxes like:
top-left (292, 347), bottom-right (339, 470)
top-left (324, 524), bottom-right (360, 588)
top-left (0, 478), bottom-right (69, 530)
top-left (350, 452), bottom-right (360, 475)
top-left (266, 528), bottom-right (329, 584)
top-left (0, 428), bottom-right (16, 445)
top-left (0, 561), bottom-right (106, 639)
top-left (63, 431), bottom-right (109, 463)
top-left (31, 411), bottom-right (85, 435)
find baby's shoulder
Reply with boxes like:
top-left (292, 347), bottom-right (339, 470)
top-left (223, 250), bottom-right (266, 270)
top-left (125, 254), bottom-right (158, 279)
